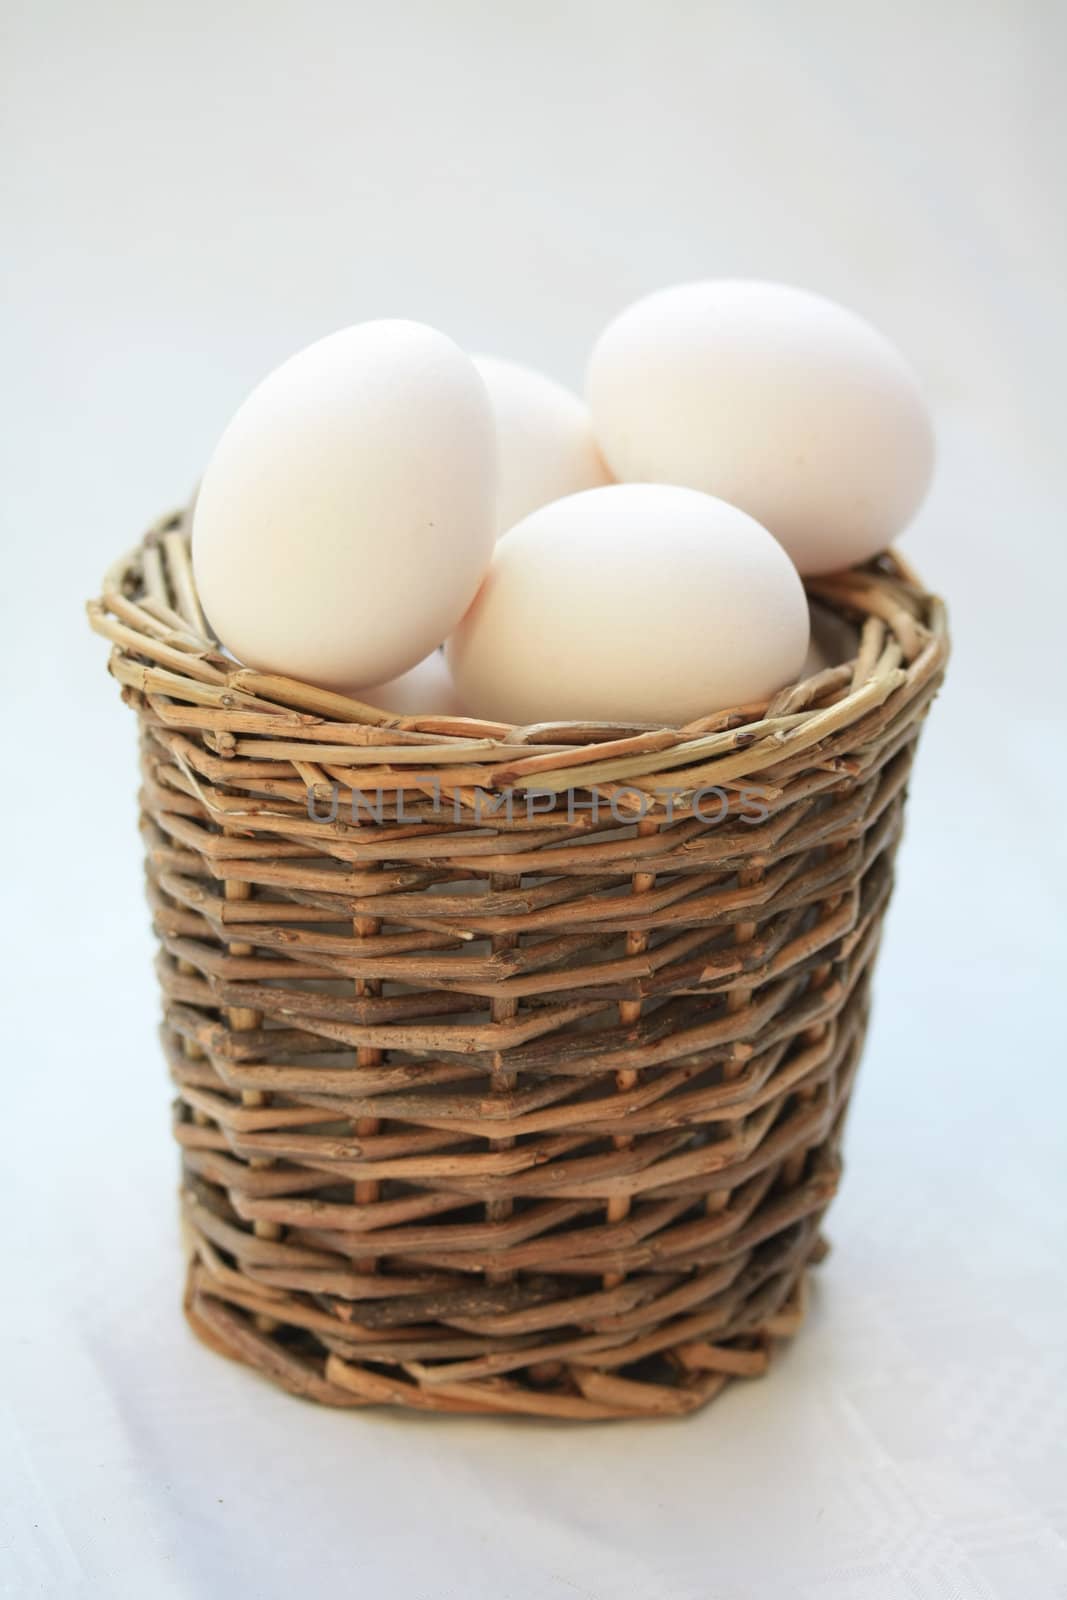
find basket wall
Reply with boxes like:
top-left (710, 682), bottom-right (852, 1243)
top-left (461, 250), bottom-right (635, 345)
top-left (90, 513), bottom-right (948, 1420)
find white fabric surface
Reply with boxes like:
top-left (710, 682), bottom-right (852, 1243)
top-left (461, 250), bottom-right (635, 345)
top-left (4, 3), bottom-right (1066, 1596)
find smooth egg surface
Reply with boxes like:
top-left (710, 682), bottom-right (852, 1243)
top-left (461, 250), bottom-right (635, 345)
top-left (473, 354), bottom-right (611, 535)
top-left (587, 280), bottom-right (934, 575)
top-left (447, 483), bottom-right (809, 726)
top-left (358, 650), bottom-right (465, 716)
top-left (193, 320), bottom-right (497, 689)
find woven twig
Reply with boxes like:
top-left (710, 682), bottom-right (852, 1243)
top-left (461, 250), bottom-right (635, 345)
top-left (90, 507), bottom-right (949, 1419)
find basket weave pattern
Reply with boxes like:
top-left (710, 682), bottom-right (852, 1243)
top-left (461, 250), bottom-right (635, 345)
top-left (90, 511), bottom-right (948, 1419)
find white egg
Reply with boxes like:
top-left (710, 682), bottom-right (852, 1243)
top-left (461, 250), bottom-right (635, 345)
top-left (473, 354), bottom-right (611, 535)
top-left (587, 280), bottom-right (934, 575)
top-left (446, 484), bottom-right (809, 727)
top-left (193, 320), bottom-right (496, 689)
top-left (360, 651), bottom-right (465, 716)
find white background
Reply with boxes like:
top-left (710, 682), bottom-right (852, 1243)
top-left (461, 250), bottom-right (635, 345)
top-left (4, 3), bottom-right (1066, 1596)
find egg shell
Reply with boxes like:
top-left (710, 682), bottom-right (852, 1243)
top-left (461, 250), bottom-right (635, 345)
top-left (446, 483), bottom-right (809, 727)
top-left (587, 280), bottom-right (934, 575)
top-left (359, 651), bottom-right (465, 716)
top-left (193, 320), bottom-right (496, 690)
top-left (473, 354), bottom-right (611, 535)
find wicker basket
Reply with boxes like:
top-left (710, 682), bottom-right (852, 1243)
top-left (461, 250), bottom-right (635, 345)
top-left (89, 508), bottom-right (948, 1420)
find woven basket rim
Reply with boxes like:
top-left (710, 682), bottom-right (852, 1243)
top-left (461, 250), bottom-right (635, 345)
top-left (88, 504), bottom-right (949, 805)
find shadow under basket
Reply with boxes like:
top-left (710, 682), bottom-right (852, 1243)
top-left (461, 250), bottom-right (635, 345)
top-left (89, 511), bottom-right (949, 1420)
